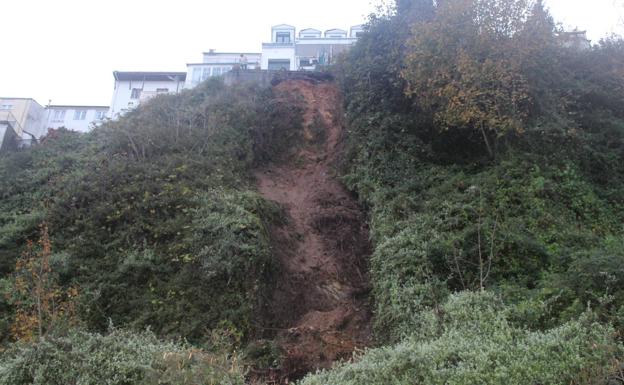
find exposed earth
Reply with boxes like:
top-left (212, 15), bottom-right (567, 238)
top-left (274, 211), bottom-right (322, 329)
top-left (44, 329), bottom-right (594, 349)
top-left (254, 79), bottom-right (373, 383)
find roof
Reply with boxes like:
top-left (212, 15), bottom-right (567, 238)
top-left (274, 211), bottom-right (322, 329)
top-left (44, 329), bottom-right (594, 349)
top-left (113, 71), bottom-right (187, 82)
top-left (272, 24), bottom-right (296, 30)
top-left (48, 105), bottom-right (109, 109)
top-left (187, 61), bottom-right (260, 66)
top-left (325, 28), bottom-right (348, 34)
top-left (300, 28), bottom-right (322, 33)
top-left (202, 52), bottom-right (261, 56)
top-left (0, 97), bottom-right (45, 108)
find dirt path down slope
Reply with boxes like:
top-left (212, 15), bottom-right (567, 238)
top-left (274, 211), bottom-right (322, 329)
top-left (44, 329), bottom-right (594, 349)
top-left (255, 80), bottom-right (372, 382)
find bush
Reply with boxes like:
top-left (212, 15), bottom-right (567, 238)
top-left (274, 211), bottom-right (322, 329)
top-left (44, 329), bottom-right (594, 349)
top-left (0, 78), bottom-right (299, 343)
top-left (301, 292), bottom-right (622, 385)
top-left (0, 328), bottom-right (245, 385)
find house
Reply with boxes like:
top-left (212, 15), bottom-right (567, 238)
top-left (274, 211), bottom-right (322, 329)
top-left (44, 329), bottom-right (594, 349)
top-left (262, 24), bottom-right (297, 71)
top-left (45, 105), bottom-right (110, 133)
top-left (557, 30), bottom-right (591, 50)
top-left (185, 50), bottom-right (261, 89)
top-left (0, 97), bottom-right (47, 139)
top-left (108, 71), bottom-right (186, 118)
top-left (261, 24), bottom-right (363, 71)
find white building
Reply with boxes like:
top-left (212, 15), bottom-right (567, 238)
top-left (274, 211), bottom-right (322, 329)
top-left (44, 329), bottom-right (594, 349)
top-left (261, 24), bottom-right (364, 71)
top-left (185, 50), bottom-right (261, 89)
top-left (108, 71), bottom-right (186, 118)
top-left (45, 105), bottom-right (109, 133)
top-left (0, 97), bottom-right (47, 139)
top-left (262, 24), bottom-right (297, 71)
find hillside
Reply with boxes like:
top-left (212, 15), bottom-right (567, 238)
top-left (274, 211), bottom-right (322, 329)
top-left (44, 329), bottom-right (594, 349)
top-left (1, 0), bottom-right (624, 384)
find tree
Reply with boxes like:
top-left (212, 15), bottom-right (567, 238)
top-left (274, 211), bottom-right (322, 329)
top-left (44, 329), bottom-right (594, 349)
top-left (401, 0), bottom-right (549, 157)
top-left (396, 0), bottom-right (435, 22)
top-left (7, 224), bottom-right (77, 341)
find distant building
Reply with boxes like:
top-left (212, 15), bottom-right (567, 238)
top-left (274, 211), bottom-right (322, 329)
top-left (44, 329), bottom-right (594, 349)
top-left (108, 71), bottom-right (186, 118)
top-left (262, 24), bottom-right (297, 71)
top-left (557, 30), bottom-right (591, 50)
top-left (185, 50), bottom-right (261, 89)
top-left (0, 121), bottom-right (19, 153)
top-left (0, 97), bottom-right (47, 139)
top-left (261, 24), bottom-right (364, 71)
top-left (45, 105), bottom-right (109, 133)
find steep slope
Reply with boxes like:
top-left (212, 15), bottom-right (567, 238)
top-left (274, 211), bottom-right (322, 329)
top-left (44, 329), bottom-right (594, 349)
top-left (254, 80), bottom-right (372, 382)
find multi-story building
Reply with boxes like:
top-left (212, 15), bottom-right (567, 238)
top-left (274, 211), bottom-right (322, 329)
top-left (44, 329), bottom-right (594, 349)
top-left (185, 50), bottom-right (261, 89)
top-left (45, 105), bottom-right (109, 133)
top-left (108, 71), bottom-right (186, 118)
top-left (0, 97), bottom-right (47, 139)
top-left (261, 24), bottom-right (364, 71)
top-left (105, 23), bottom-right (366, 119)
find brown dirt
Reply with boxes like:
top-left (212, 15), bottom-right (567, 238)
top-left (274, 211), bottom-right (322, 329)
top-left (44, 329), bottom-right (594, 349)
top-left (254, 80), bottom-right (372, 383)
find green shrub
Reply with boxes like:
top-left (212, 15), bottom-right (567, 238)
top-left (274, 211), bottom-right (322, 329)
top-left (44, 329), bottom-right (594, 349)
top-left (0, 78), bottom-right (298, 343)
top-left (301, 292), bottom-right (622, 385)
top-left (0, 328), bottom-right (245, 385)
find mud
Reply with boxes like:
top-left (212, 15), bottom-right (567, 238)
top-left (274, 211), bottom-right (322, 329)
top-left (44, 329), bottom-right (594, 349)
top-left (254, 80), bottom-right (372, 383)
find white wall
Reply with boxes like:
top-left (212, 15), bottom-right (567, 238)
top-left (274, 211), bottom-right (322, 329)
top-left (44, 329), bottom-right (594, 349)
top-left (261, 46), bottom-right (297, 70)
top-left (0, 98), bottom-right (46, 138)
top-left (109, 79), bottom-right (183, 118)
top-left (45, 107), bottom-right (108, 133)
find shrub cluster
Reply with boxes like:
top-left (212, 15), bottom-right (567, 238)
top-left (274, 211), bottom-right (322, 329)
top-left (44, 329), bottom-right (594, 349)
top-left (0, 78), bottom-right (301, 344)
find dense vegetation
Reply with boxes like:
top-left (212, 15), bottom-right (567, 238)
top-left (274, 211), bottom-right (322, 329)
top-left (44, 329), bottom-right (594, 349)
top-left (303, 0), bottom-right (624, 383)
top-left (0, 79), bottom-right (303, 382)
top-left (1, 0), bottom-right (624, 383)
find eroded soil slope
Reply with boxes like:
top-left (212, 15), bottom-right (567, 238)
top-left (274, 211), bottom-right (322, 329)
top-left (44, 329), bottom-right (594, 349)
top-left (255, 79), bottom-right (372, 382)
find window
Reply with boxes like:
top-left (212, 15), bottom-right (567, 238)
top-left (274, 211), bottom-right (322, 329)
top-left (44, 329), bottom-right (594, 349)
top-left (73, 110), bottom-right (86, 120)
top-left (156, 88), bottom-right (169, 94)
top-left (202, 67), bottom-right (210, 80)
top-left (53, 109), bottom-right (66, 121)
top-left (268, 59), bottom-right (290, 71)
top-left (130, 88), bottom-right (142, 99)
top-left (275, 32), bottom-right (291, 43)
top-left (192, 68), bottom-right (202, 84)
top-left (0, 104), bottom-right (14, 110)
top-left (213, 67), bottom-right (222, 76)
top-left (95, 110), bottom-right (106, 120)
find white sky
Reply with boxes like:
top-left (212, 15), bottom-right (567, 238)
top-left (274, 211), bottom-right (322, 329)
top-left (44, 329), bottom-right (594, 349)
top-left (0, 0), bottom-right (622, 107)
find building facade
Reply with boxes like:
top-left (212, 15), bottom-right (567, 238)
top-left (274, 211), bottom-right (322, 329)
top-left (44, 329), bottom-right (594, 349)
top-left (108, 71), bottom-right (186, 118)
top-left (185, 50), bottom-right (261, 89)
top-left (0, 97), bottom-right (47, 139)
top-left (45, 105), bottom-right (109, 133)
top-left (261, 24), bottom-right (364, 71)
top-left (557, 30), bottom-right (591, 50)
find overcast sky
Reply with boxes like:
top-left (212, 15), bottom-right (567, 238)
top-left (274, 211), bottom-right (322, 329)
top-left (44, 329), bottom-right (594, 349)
top-left (1, 0), bottom-right (622, 107)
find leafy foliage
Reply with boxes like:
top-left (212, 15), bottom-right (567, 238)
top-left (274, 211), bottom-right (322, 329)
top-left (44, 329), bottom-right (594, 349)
top-left (317, 0), bottom-right (624, 382)
top-left (0, 79), bottom-right (301, 344)
top-left (5, 224), bottom-right (78, 341)
top-left (301, 292), bottom-right (622, 385)
top-left (0, 328), bottom-right (245, 385)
